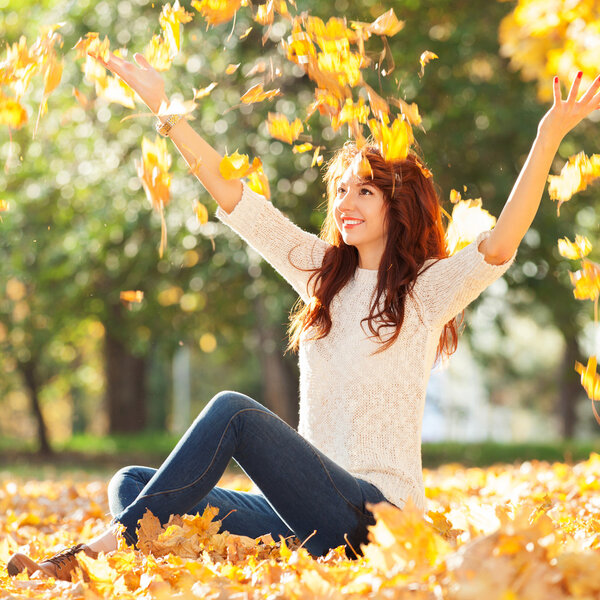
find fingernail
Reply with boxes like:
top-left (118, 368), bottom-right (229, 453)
top-left (577, 71), bottom-right (583, 78)
top-left (554, 76), bottom-right (558, 84)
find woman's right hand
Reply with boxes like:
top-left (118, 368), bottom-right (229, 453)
top-left (90, 51), bottom-right (168, 115)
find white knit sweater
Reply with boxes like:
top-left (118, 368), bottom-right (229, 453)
top-left (216, 182), bottom-right (517, 512)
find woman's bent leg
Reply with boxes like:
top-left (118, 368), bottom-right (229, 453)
top-left (108, 465), bottom-right (295, 540)
top-left (112, 391), bottom-right (389, 557)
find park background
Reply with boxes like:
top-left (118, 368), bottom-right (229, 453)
top-left (1, 0), bottom-right (599, 473)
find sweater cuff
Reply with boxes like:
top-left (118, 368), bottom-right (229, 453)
top-left (471, 229), bottom-right (517, 275)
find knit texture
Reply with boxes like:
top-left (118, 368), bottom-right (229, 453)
top-left (216, 182), bottom-right (517, 512)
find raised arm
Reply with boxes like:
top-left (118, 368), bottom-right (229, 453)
top-left (479, 72), bottom-right (600, 265)
top-left (92, 52), bottom-right (243, 214)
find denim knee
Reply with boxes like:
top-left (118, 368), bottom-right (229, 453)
top-left (205, 390), bottom-right (261, 419)
top-left (107, 465), bottom-right (148, 517)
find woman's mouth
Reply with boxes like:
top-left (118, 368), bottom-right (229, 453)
top-left (342, 218), bottom-right (364, 229)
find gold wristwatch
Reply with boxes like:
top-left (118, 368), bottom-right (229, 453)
top-left (155, 114), bottom-right (183, 137)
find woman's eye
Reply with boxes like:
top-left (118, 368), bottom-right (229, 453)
top-left (337, 187), bottom-right (345, 195)
top-left (360, 188), bottom-right (372, 195)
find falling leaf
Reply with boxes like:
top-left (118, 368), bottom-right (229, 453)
top-left (292, 143), bottom-right (313, 153)
top-left (575, 357), bottom-right (600, 425)
top-left (0, 200), bottom-right (8, 212)
top-left (353, 8), bottom-right (405, 37)
top-left (193, 82), bottom-right (218, 99)
top-left (0, 94), bottom-right (28, 129)
top-left (225, 63), bottom-right (240, 74)
top-left (558, 235), bottom-right (592, 260)
top-left (194, 200), bottom-right (209, 224)
top-left (120, 290), bottom-right (144, 304)
top-left (73, 32), bottom-right (111, 62)
top-left (136, 136), bottom-right (173, 257)
top-left (143, 34), bottom-right (173, 71)
top-left (331, 97), bottom-right (370, 131)
top-left (311, 146), bottom-right (323, 167)
top-left (155, 97), bottom-right (197, 117)
top-left (191, 0), bottom-right (244, 26)
top-left (219, 150), bottom-right (262, 179)
top-left (254, 0), bottom-right (290, 26)
top-left (239, 26), bottom-right (253, 40)
top-left (73, 87), bottom-right (91, 109)
top-left (368, 115), bottom-right (414, 162)
top-left (247, 168), bottom-right (270, 199)
top-left (450, 189), bottom-right (462, 204)
top-left (569, 258), bottom-right (600, 321)
top-left (240, 83), bottom-right (281, 104)
top-left (267, 113), bottom-right (304, 144)
top-left (547, 152), bottom-right (600, 215)
top-left (445, 198), bottom-right (497, 255)
top-left (159, 0), bottom-right (193, 58)
top-left (419, 50), bottom-right (438, 76)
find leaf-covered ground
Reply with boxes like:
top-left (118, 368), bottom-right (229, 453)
top-left (2, 455), bottom-right (600, 599)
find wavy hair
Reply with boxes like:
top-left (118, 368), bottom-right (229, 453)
top-left (286, 141), bottom-right (460, 362)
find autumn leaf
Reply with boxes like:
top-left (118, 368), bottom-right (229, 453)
top-left (194, 200), bottom-right (209, 225)
top-left (191, 0), bottom-right (244, 26)
top-left (569, 258), bottom-right (600, 321)
top-left (143, 34), bottom-right (173, 72)
top-left (419, 50), bottom-right (438, 76)
top-left (225, 63), bottom-right (240, 74)
top-left (120, 290), bottom-right (144, 306)
top-left (73, 32), bottom-right (111, 62)
top-left (368, 115), bottom-right (414, 162)
top-left (267, 113), bottom-right (304, 144)
top-left (193, 82), bottom-right (218, 99)
top-left (159, 0), bottom-right (193, 58)
top-left (575, 356), bottom-right (600, 425)
top-left (292, 143), bottom-right (313, 153)
top-left (352, 8), bottom-right (404, 38)
top-left (136, 136), bottom-right (173, 257)
top-left (219, 150), bottom-right (262, 179)
top-left (0, 94), bottom-right (28, 129)
top-left (247, 168), bottom-right (271, 199)
top-left (240, 83), bottom-right (281, 104)
top-left (558, 235), bottom-right (592, 260)
top-left (547, 151), bottom-right (600, 215)
top-left (445, 197), bottom-right (497, 255)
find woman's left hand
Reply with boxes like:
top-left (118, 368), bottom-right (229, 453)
top-left (538, 72), bottom-right (600, 141)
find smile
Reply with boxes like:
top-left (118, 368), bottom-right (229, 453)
top-left (342, 218), bottom-right (364, 228)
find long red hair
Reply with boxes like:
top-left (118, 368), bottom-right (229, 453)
top-left (286, 141), bottom-right (460, 362)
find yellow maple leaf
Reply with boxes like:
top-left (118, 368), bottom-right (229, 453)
top-left (368, 115), bottom-right (414, 162)
top-left (331, 97), bottom-right (370, 131)
top-left (355, 8), bottom-right (405, 37)
top-left (0, 94), bottom-right (28, 129)
top-left (267, 113), bottom-right (304, 144)
top-left (73, 32), bottom-right (111, 62)
top-left (159, 0), bottom-right (193, 58)
top-left (191, 0), bottom-right (245, 26)
top-left (247, 168), bottom-right (271, 199)
top-left (445, 198), bottom-right (497, 255)
top-left (194, 200), bottom-right (209, 225)
top-left (558, 235), bottom-right (592, 260)
top-left (136, 136), bottom-right (172, 257)
top-left (193, 82), bottom-right (218, 99)
top-left (143, 34), bottom-right (173, 72)
top-left (575, 357), bottom-right (600, 424)
top-left (219, 150), bottom-right (262, 179)
top-left (292, 143), bottom-right (313, 153)
top-left (240, 83), bottom-right (281, 104)
top-left (255, 0), bottom-right (290, 26)
top-left (547, 151), bottom-right (600, 215)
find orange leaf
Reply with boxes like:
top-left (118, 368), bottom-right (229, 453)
top-left (267, 113), bottom-right (304, 144)
top-left (193, 82), bottom-right (218, 99)
top-left (240, 83), bottom-right (281, 104)
top-left (143, 34), bottom-right (173, 72)
top-left (225, 63), bottom-right (240, 75)
top-left (368, 115), bottom-right (414, 162)
top-left (419, 50), bottom-right (439, 76)
top-left (0, 200), bottom-right (9, 212)
top-left (194, 200), bottom-right (209, 224)
top-left (159, 0), bottom-right (193, 58)
top-left (73, 32), bottom-right (111, 62)
top-left (365, 8), bottom-right (405, 37)
top-left (247, 168), bottom-right (270, 199)
top-left (120, 290), bottom-right (144, 304)
top-left (0, 94), bottom-right (27, 129)
top-left (191, 0), bottom-right (244, 26)
top-left (292, 143), bottom-right (313, 153)
top-left (219, 151), bottom-right (262, 179)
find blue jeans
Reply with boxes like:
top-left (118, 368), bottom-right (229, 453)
top-left (108, 391), bottom-right (394, 558)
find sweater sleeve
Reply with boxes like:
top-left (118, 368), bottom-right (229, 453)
top-left (414, 229), bottom-right (517, 328)
top-left (215, 181), bottom-right (330, 303)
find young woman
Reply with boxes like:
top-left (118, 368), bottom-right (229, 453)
top-left (7, 52), bottom-right (600, 580)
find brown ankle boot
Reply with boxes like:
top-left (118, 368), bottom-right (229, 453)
top-left (7, 543), bottom-right (99, 581)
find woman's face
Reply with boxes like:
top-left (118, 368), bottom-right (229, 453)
top-left (333, 158), bottom-right (388, 269)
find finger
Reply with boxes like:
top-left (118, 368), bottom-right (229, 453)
top-left (579, 73), bottom-right (600, 104)
top-left (553, 75), bottom-right (562, 105)
top-left (566, 71), bottom-right (583, 103)
top-left (133, 53), bottom-right (152, 69)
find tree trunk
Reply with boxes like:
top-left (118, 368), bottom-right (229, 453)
top-left (104, 329), bottom-right (147, 433)
top-left (20, 361), bottom-right (52, 456)
top-left (558, 334), bottom-right (582, 439)
top-left (254, 295), bottom-right (299, 427)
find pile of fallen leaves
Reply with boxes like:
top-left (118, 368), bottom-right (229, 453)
top-left (2, 455), bottom-right (600, 599)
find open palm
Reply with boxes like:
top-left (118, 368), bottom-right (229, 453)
top-left (91, 51), bottom-right (167, 115)
top-left (539, 72), bottom-right (600, 140)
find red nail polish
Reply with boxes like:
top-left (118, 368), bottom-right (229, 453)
top-left (577, 71), bottom-right (583, 78)
top-left (554, 76), bottom-right (558, 84)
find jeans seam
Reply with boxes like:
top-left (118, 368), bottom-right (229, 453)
top-left (131, 406), bottom-right (367, 518)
